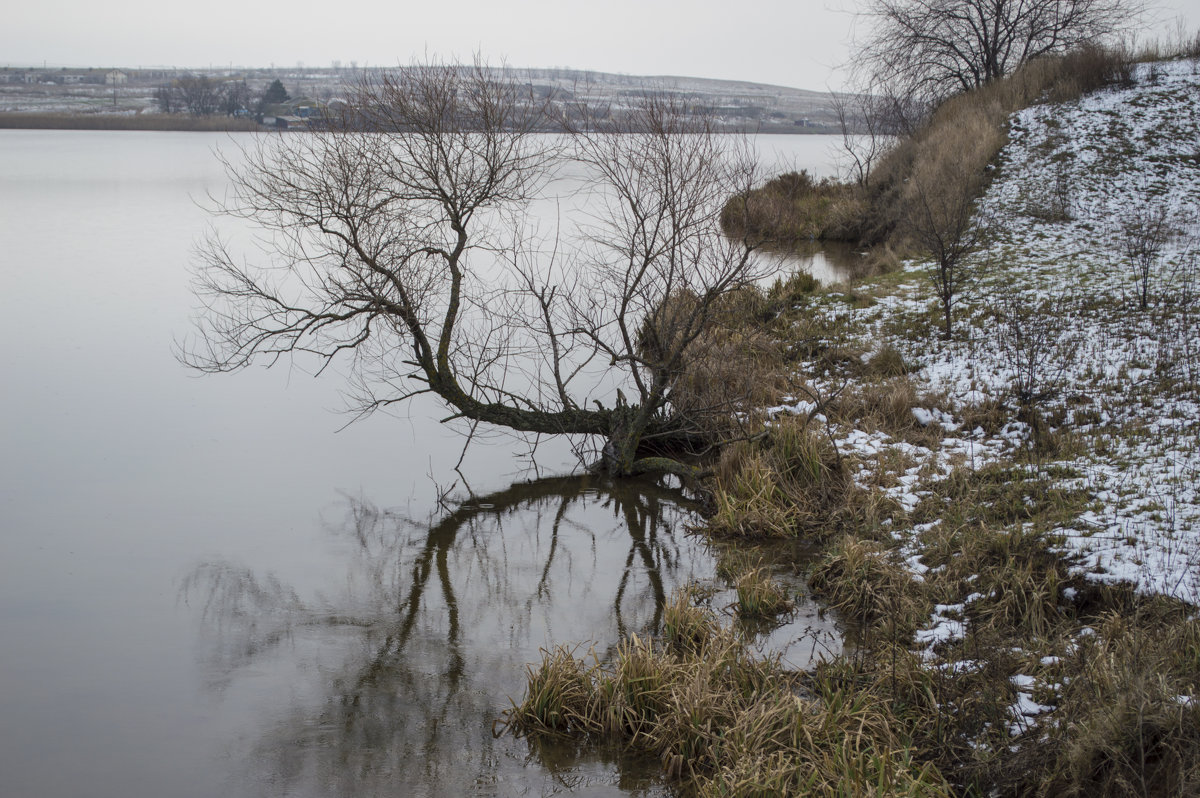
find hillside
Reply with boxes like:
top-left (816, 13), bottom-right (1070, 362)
top-left (856, 57), bottom-right (1200, 603)
top-left (752, 56), bottom-right (1200, 787)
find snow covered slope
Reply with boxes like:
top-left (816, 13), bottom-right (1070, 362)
top-left (920, 58), bottom-right (1200, 602)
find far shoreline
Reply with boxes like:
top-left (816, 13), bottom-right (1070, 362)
top-left (0, 113), bottom-right (262, 132)
top-left (0, 112), bottom-right (839, 135)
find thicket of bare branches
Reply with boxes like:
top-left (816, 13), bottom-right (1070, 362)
top-left (830, 88), bottom-right (916, 187)
top-left (854, 0), bottom-right (1142, 104)
top-left (156, 74), bottom-right (249, 116)
top-left (181, 61), bottom-right (775, 478)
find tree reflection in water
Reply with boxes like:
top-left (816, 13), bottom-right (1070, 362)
top-left (183, 475), bottom-right (712, 797)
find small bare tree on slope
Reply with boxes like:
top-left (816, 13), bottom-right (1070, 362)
top-left (898, 109), bottom-right (1001, 339)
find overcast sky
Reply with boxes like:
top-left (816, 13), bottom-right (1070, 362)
top-left (4, 0), bottom-right (1197, 90)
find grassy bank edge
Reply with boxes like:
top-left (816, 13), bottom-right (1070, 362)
top-left (504, 47), bottom-right (1200, 797)
top-left (506, 274), bottom-right (1200, 795)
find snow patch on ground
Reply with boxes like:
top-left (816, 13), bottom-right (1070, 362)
top-left (833, 58), bottom-right (1200, 605)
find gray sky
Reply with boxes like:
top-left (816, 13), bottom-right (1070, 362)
top-left (4, 0), bottom-right (1197, 90)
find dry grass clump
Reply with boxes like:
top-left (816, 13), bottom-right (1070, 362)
top-left (713, 548), bottom-right (796, 619)
top-left (761, 270), bottom-right (821, 317)
top-left (860, 242), bottom-right (904, 276)
top-left (810, 642), bottom-right (1022, 781)
top-left (514, 644), bottom-right (597, 734)
top-left (1013, 604), bottom-right (1200, 797)
top-left (707, 450), bottom-right (800, 537)
top-left (662, 585), bottom-right (722, 654)
top-left (956, 394), bottom-right (1011, 437)
top-left (865, 342), bottom-right (909, 377)
top-left (807, 535), bottom-right (928, 633)
top-left (921, 518), bottom-right (1072, 644)
top-left (699, 673), bottom-right (952, 797)
top-left (968, 530), bottom-right (1068, 639)
top-left (1038, 44), bottom-right (1138, 102)
top-left (707, 417), bottom-right (853, 537)
top-left (829, 375), bottom-right (946, 447)
top-left (669, 327), bottom-right (790, 428)
top-left (505, 589), bottom-right (954, 797)
top-left (642, 288), bottom-right (792, 437)
top-left (734, 565), bottom-right (795, 618)
top-left (712, 545), bottom-right (762, 582)
top-left (720, 170), bottom-right (867, 245)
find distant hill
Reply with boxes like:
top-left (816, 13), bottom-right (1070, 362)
top-left (504, 67), bottom-right (842, 131)
top-left (0, 64), bottom-right (846, 133)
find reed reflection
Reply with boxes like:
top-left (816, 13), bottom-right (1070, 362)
top-left (183, 475), bottom-right (711, 797)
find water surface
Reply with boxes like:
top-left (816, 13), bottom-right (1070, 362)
top-left (0, 130), bottom-right (845, 797)
top-left (185, 476), bottom-right (710, 796)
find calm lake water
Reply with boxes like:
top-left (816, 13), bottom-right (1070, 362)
top-left (0, 130), bottom-right (845, 797)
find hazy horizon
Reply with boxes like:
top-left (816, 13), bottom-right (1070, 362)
top-left (6, 0), bottom-right (1195, 92)
top-left (0, 61), bottom-right (836, 93)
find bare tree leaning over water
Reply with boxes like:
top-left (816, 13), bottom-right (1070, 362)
top-left (182, 60), bottom-right (779, 478)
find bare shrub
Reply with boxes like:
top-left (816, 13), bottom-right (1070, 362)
top-left (1023, 159), bottom-right (1075, 222)
top-left (830, 87), bottom-right (907, 187)
top-left (181, 61), bottom-right (778, 479)
top-left (1118, 204), bottom-right (1175, 310)
top-left (994, 292), bottom-right (1082, 409)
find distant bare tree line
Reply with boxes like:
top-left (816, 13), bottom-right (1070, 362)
top-left (154, 74), bottom-right (271, 117)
